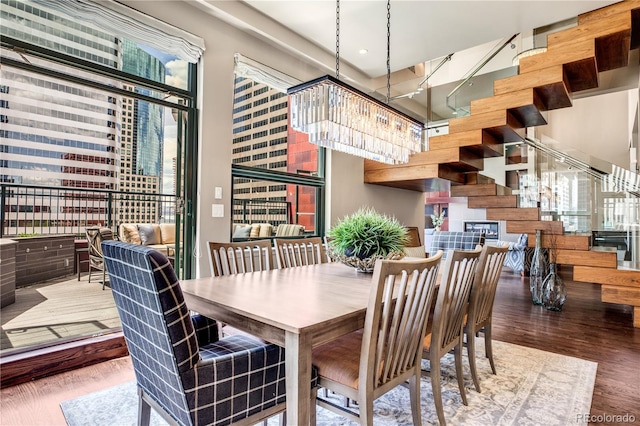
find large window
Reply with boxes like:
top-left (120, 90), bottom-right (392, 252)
top-left (0, 0), bottom-right (198, 359)
top-left (231, 55), bottom-right (324, 238)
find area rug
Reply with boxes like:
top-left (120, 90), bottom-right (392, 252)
top-left (61, 339), bottom-right (597, 425)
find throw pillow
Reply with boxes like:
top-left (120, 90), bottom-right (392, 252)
top-left (258, 223), bottom-right (273, 237)
top-left (120, 224), bottom-right (141, 244)
top-left (232, 225), bottom-right (251, 239)
top-left (250, 223), bottom-right (261, 238)
top-left (138, 224), bottom-right (159, 245)
top-left (159, 223), bottom-right (175, 244)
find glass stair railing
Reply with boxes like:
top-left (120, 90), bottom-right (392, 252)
top-left (446, 34), bottom-right (519, 117)
top-left (515, 135), bottom-right (639, 266)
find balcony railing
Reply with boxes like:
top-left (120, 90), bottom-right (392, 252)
top-left (1, 184), bottom-right (177, 237)
top-left (232, 198), bottom-right (291, 228)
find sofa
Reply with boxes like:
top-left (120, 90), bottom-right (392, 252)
top-left (118, 223), bottom-right (176, 256)
top-left (231, 223), bottom-right (304, 240)
top-left (428, 231), bottom-right (485, 258)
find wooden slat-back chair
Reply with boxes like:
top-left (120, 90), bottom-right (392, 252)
top-left (423, 247), bottom-right (482, 426)
top-left (207, 240), bottom-right (273, 277)
top-left (465, 244), bottom-right (508, 392)
top-left (274, 237), bottom-right (325, 268)
top-left (313, 252), bottom-right (444, 425)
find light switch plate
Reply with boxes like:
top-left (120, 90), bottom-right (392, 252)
top-left (212, 204), bottom-right (224, 217)
top-left (214, 187), bottom-right (223, 199)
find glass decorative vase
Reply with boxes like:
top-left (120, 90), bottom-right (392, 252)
top-left (529, 229), bottom-right (547, 305)
top-left (542, 263), bottom-right (567, 311)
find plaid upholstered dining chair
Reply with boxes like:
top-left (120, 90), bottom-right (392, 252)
top-left (101, 241), bottom-right (317, 426)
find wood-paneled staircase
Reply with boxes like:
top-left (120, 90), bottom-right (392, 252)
top-left (364, 1), bottom-right (640, 327)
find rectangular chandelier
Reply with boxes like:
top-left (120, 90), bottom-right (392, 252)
top-left (287, 75), bottom-right (423, 164)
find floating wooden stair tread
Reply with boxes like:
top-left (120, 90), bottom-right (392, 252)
top-left (465, 173), bottom-right (495, 185)
top-left (548, 10), bottom-right (631, 50)
top-left (467, 195), bottom-right (517, 208)
top-left (525, 234), bottom-right (590, 251)
top-left (448, 110), bottom-right (525, 142)
top-left (486, 207), bottom-right (539, 221)
top-left (556, 249), bottom-right (617, 268)
top-left (429, 130), bottom-right (503, 158)
top-left (574, 265), bottom-right (640, 288)
top-left (471, 89), bottom-right (548, 128)
top-left (506, 220), bottom-right (564, 235)
top-left (450, 183), bottom-right (511, 197)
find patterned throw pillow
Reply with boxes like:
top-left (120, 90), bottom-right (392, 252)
top-left (120, 224), bottom-right (141, 245)
top-left (250, 224), bottom-right (261, 238)
top-left (258, 223), bottom-right (273, 237)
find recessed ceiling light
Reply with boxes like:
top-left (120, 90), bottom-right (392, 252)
top-left (358, 49), bottom-right (368, 55)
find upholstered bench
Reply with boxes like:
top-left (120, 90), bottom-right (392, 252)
top-left (428, 231), bottom-right (485, 258)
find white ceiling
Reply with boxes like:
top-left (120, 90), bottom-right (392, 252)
top-left (194, 0), bottom-right (621, 121)
top-left (241, 0), bottom-right (618, 78)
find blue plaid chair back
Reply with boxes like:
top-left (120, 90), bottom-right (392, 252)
top-left (102, 241), bottom-right (197, 425)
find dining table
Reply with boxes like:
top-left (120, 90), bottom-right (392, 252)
top-left (180, 261), bottom-right (378, 426)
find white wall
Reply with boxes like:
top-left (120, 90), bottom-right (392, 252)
top-left (540, 90), bottom-right (632, 169)
top-left (327, 151), bottom-right (424, 230)
top-left (119, 1), bottom-right (423, 276)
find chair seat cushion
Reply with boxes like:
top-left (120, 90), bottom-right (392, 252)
top-left (404, 246), bottom-right (426, 258)
top-left (423, 332), bottom-right (432, 352)
top-left (312, 329), bottom-right (363, 389)
top-left (187, 334), bottom-right (318, 425)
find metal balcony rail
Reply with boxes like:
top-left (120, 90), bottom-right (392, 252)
top-left (232, 198), bottom-right (291, 227)
top-left (1, 183), bottom-right (178, 238)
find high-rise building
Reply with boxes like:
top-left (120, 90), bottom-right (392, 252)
top-left (230, 76), bottom-right (318, 231)
top-left (118, 40), bottom-right (166, 224)
top-left (0, 0), bottom-right (168, 232)
top-left (0, 0), bottom-right (120, 234)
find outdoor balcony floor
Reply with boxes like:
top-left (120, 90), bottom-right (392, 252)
top-left (1, 273), bottom-right (120, 352)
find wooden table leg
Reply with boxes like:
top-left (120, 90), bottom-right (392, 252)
top-left (285, 331), bottom-right (312, 425)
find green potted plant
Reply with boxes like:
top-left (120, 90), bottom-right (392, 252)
top-left (327, 207), bottom-right (408, 272)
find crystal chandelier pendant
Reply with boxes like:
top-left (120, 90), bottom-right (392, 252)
top-left (288, 75), bottom-right (423, 164)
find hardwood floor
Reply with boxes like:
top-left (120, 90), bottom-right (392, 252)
top-left (1, 269), bottom-right (639, 425)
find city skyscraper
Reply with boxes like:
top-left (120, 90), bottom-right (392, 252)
top-left (0, 0), bottom-right (168, 233)
top-left (231, 75), bottom-right (318, 231)
top-left (118, 40), bottom-right (166, 223)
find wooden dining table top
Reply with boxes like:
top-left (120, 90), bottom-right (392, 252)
top-left (180, 262), bottom-right (376, 343)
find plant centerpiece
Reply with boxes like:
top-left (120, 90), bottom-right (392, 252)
top-left (327, 207), bottom-right (408, 272)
